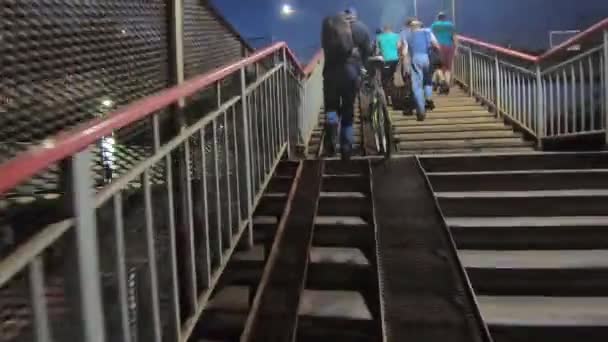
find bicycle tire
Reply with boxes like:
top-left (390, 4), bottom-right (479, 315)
top-left (381, 101), bottom-right (393, 158)
top-left (377, 89), bottom-right (393, 158)
top-left (371, 97), bottom-right (381, 154)
top-left (374, 97), bottom-right (386, 155)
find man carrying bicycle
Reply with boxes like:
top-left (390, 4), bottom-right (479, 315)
top-left (321, 7), bottom-right (371, 159)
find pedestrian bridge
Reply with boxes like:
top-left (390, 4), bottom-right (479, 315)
top-left (1, 3), bottom-right (608, 342)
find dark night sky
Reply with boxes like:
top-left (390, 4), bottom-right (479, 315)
top-left (211, 0), bottom-right (608, 61)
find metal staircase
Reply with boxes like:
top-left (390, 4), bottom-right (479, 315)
top-left (392, 88), bottom-right (536, 154)
top-left (420, 152), bottom-right (608, 342)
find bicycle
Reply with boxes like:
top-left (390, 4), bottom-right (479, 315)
top-left (361, 55), bottom-right (393, 158)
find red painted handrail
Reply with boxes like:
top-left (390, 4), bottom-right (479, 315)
top-left (457, 16), bottom-right (608, 63)
top-left (540, 17), bottom-right (608, 60)
top-left (0, 42), bottom-right (321, 195)
top-left (456, 35), bottom-right (538, 62)
top-left (303, 50), bottom-right (324, 76)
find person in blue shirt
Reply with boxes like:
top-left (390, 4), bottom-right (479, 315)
top-left (404, 19), bottom-right (440, 120)
top-left (376, 25), bottom-right (401, 92)
top-left (431, 12), bottom-right (457, 94)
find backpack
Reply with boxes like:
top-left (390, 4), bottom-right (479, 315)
top-left (322, 14), bottom-right (355, 62)
top-left (425, 30), bottom-right (442, 67)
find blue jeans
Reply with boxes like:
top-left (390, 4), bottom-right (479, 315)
top-left (410, 54), bottom-right (433, 115)
top-left (323, 62), bottom-right (360, 154)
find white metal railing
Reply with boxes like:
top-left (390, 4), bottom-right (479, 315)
top-left (0, 43), bottom-right (318, 342)
top-left (455, 18), bottom-right (608, 145)
top-left (298, 52), bottom-right (325, 154)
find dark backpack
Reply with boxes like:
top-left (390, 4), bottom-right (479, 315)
top-left (322, 14), bottom-right (355, 62)
top-left (424, 30), bottom-right (442, 67)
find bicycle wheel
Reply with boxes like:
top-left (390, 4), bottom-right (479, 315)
top-left (376, 89), bottom-right (391, 157)
top-left (371, 98), bottom-right (382, 154)
top-left (374, 98), bottom-right (386, 154)
top-left (381, 101), bottom-right (393, 158)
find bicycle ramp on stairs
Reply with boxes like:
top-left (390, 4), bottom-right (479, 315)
top-left (390, 88), bottom-right (535, 154)
top-left (371, 157), bottom-right (491, 342)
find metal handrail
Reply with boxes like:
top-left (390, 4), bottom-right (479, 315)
top-left (457, 17), bottom-right (608, 64)
top-left (299, 51), bottom-right (325, 155)
top-left (455, 17), bottom-right (608, 145)
top-left (0, 41), bottom-right (325, 342)
top-left (0, 42), bottom-right (313, 195)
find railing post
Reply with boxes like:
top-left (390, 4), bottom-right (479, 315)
top-left (535, 64), bottom-right (545, 149)
top-left (240, 67), bottom-right (254, 248)
top-left (604, 29), bottom-right (608, 143)
top-left (468, 48), bottom-right (473, 95)
top-left (282, 47), bottom-right (292, 158)
top-left (494, 54), bottom-right (501, 116)
top-left (171, 0), bottom-right (185, 105)
top-left (72, 150), bottom-right (106, 342)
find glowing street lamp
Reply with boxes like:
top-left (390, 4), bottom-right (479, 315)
top-left (281, 4), bottom-right (295, 17)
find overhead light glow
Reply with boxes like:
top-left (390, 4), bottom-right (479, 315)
top-left (281, 4), bottom-right (294, 16)
top-left (101, 99), bottom-right (114, 108)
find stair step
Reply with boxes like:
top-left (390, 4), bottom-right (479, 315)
top-left (399, 137), bottom-right (533, 150)
top-left (307, 247), bottom-right (372, 290)
top-left (207, 286), bottom-right (251, 312)
top-left (391, 111), bottom-right (492, 121)
top-left (426, 105), bottom-right (486, 113)
top-left (427, 169), bottom-right (608, 192)
top-left (310, 247), bottom-right (370, 266)
top-left (419, 152), bottom-right (608, 173)
top-left (437, 189), bottom-right (608, 217)
top-left (478, 295), bottom-right (608, 327)
top-left (393, 123), bottom-right (509, 134)
top-left (398, 147), bottom-right (536, 155)
top-left (393, 117), bottom-right (498, 126)
top-left (460, 249), bottom-right (608, 270)
top-left (448, 216), bottom-right (608, 250)
top-left (462, 249), bottom-right (608, 295)
top-left (298, 290), bottom-right (372, 320)
top-left (313, 217), bottom-right (373, 250)
top-left (432, 97), bottom-right (478, 104)
top-left (397, 130), bottom-right (521, 141)
top-left (449, 216), bottom-right (608, 228)
top-left (296, 290), bottom-right (377, 341)
top-left (322, 174), bottom-right (368, 193)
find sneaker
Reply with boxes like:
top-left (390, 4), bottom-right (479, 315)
top-left (425, 100), bottom-right (435, 111)
top-left (341, 144), bottom-right (352, 161)
top-left (416, 111), bottom-right (426, 121)
top-left (324, 123), bottom-right (339, 157)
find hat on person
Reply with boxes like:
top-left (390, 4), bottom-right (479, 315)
top-left (410, 19), bottom-right (423, 28)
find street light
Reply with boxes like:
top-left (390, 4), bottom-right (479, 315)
top-left (281, 4), bottom-right (295, 17)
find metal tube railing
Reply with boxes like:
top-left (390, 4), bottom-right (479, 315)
top-left (0, 41), bottom-right (323, 342)
top-left (454, 17), bottom-right (608, 144)
top-left (299, 51), bottom-right (325, 154)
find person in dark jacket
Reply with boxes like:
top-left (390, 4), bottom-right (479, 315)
top-left (322, 7), bottom-right (372, 159)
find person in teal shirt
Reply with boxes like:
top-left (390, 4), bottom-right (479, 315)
top-left (431, 12), bottom-right (457, 94)
top-left (376, 25), bottom-right (401, 94)
top-left (377, 25), bottom-right (400, 62)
